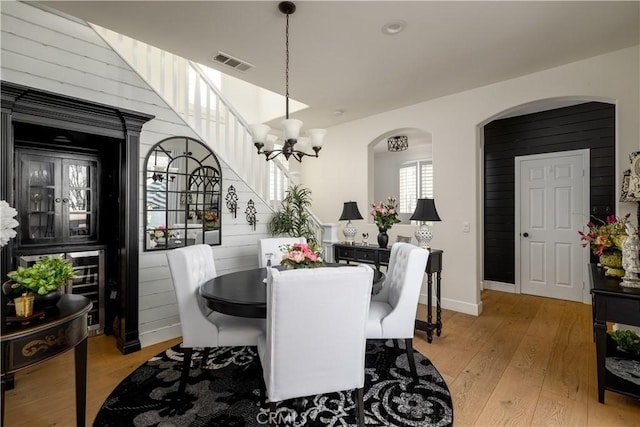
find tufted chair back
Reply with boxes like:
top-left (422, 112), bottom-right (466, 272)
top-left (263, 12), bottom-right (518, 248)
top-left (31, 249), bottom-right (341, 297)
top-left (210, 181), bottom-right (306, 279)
top-left (371, 242), bottom-right (429, 338)
top-left (166, 244), bottom-right (264, 397)
top-left (258, 265), bottom-right (373, 422)
top-left (258, 237), bottom-right (307, 267)
top-left (166, 244), bottom-right (219, 348)
top-left (366, 242), bottom-right (428, 382)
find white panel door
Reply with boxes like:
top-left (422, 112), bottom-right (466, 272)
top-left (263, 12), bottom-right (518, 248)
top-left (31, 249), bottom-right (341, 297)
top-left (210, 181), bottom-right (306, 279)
top-left (518, 150), bottom-right (587, 302)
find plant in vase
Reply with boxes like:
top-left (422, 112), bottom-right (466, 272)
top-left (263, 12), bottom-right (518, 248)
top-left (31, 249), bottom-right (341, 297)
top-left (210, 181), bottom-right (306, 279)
top-left (269, 185), bottom-right (317, 244)
top-left (578, 214), bottom-right (634, 277)
top-left (370, 196), bottom-right (401, 249)
top-left (279, 242), bottom-right (325, 269)
top-left (149, 225), bottom-right (176, 245)
top-left (608, 329), bottom-right (640, 358)
top-left (3, 256), bottom-right (75, 311)
top-left (195, 209), bottom-right (219, 229)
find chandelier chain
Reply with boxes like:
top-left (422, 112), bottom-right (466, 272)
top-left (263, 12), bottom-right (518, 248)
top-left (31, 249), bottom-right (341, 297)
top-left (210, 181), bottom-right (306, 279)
top-left (285, 12), bottom-right (290, 119)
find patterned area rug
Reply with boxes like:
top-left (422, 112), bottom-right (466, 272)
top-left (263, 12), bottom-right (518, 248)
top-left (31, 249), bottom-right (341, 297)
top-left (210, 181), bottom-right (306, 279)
top-left (94, 340), bottom-right (453, 426)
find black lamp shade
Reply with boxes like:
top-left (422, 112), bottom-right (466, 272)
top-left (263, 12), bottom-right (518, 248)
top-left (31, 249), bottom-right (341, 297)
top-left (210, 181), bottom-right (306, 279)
top-left (410, 198), bottom-right (441, 221)
top-left (339, 201), bottom-right (363, 220)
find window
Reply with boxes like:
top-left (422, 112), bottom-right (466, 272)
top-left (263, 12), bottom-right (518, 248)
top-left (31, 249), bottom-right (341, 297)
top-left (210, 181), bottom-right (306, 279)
top-left (399, 160), bottom-right (433, 214)
top-left (268, 145), bottom-right (289, 204)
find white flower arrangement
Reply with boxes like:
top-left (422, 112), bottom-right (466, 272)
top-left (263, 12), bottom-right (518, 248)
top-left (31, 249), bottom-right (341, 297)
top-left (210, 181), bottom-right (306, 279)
top-left (0, 200), bottom-right (19, 247)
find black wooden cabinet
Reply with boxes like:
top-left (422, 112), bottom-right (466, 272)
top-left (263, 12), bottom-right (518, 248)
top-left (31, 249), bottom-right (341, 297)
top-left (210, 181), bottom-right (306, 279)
top-left (589, 264), bottom-right (640, 403)
top-left (16, 148), bottom-right (99, 246)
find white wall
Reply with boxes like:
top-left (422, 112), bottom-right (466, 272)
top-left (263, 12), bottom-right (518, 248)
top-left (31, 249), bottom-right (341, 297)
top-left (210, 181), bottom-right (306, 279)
top-left (0, 2), bottom-right (274, 347)
top-left (303, 45), bottom-right (640, 316)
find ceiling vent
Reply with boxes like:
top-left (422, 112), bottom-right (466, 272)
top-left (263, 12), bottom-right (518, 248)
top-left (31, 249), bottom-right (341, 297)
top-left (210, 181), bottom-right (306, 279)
top-left (211, 51), bottom-right (254, 72)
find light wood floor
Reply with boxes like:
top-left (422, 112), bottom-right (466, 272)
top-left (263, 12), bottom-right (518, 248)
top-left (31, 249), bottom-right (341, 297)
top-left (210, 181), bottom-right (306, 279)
top-left (3, 290), bottom-right (640, 426)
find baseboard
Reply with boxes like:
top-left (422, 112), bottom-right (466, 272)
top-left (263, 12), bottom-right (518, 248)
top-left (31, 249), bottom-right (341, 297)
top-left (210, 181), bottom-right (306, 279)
top-left (483, 280), bottom-right (515, 293)
top-left (418, 293), bottom-right (482, 316)
top-left (139, 323), bottom-right (182, 348)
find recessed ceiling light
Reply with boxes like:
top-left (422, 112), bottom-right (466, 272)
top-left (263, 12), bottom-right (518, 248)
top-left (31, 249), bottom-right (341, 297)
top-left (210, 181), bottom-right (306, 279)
top-left (333, 109), bottom-right (345, 116)
top-left (382, 20), bottom-right (407, 36)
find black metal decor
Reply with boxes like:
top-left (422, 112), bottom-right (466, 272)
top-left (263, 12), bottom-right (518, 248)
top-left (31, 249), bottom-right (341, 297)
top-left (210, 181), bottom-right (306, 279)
top-left (245, 199), bottom-right (257, 231)
top-left (225, 185), bottom-right (238, 218)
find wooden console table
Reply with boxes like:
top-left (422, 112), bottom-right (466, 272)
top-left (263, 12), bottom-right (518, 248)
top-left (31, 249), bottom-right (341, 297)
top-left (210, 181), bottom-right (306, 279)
top-left (1, 294), bottom-right (92, 426)
top-left (334, 243), bottom-right (443, 343)
top-left (588, 264), bottom-right (640, 403)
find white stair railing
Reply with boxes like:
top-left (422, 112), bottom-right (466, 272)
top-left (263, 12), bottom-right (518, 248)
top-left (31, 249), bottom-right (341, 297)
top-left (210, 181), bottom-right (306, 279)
top-left (93, 26), bottom-right (323, 240)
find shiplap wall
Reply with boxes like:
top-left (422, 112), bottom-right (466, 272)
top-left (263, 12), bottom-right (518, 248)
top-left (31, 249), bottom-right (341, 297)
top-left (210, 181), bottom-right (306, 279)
top-left (483, 102), bottom-right (615, 284)
top-left (1, 1), bottom-right (273, 346)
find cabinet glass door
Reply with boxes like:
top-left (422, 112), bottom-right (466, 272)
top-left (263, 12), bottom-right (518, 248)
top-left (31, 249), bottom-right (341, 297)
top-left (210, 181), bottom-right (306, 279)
top-left (65, 159), bottom-right (97, 239)
top-left (17, 149), bottom-right (99, 246)
top-left (22, 155), bottom-right (59, 243)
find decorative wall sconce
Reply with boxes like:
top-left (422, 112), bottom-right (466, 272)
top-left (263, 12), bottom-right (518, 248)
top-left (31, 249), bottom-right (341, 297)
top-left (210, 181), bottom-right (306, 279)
top-left (245, 199), bottom-right (257, 231)
top-left (226, 185), bottom-right (238, 218)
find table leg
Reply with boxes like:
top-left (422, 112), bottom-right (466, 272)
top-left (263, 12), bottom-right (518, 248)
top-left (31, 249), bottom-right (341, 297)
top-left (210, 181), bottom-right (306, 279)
top-left (436, 272), bottom-right (442, 336)
top-left (426, 272), bottom-right (433, 343)
top-left (594, 320), bottom-right (607, 403)
top-left (75, 337), bottom-right (88, 427)
top-left (1, 377), bottom-right (5, 427)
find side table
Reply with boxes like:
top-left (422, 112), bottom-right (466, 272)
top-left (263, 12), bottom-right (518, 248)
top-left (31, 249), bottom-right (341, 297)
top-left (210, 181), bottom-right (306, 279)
top-left (589, 264), bottom-right (640, 403)
top-left (334, 243), bottom-right (443, 342)
top-left (1, 294), bottom-right (92, 426)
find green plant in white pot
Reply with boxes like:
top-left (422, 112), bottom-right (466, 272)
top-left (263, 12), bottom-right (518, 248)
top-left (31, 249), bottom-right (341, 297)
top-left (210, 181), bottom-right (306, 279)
top-left (4, 257), bottom-right (75, 307)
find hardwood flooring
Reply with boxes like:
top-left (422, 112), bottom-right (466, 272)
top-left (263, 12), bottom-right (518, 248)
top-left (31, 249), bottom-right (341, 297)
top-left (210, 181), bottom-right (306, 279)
top-left (3, 290), bottom-right (639, 426)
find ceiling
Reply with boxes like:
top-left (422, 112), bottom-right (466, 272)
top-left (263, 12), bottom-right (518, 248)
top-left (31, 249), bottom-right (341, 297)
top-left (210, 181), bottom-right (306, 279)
top-left (38, 1), bottom-right (639, 129)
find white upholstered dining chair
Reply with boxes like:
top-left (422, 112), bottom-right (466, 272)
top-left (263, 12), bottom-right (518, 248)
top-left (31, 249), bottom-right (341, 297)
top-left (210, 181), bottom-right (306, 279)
top-left (257, 236), bottom-right (307, 267)
top-left (166, 244), bottom-right (265, 396)
top-left (367, 242), bottom-right (429, 381)
top-left (258, 265), bottom-right (374, 427)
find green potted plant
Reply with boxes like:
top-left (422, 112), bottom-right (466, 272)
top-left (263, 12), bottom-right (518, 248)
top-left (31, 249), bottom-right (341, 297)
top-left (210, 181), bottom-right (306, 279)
top-left (609, 329), bottom-right (640, 358)
top-left (3, 256), bottom-right (75, 309)
top-left (269, 185), bottom-right (317, 244)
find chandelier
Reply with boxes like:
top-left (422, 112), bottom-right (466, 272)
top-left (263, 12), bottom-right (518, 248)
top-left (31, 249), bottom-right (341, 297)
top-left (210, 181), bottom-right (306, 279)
top-left (388, 135), bottom-right (408, 152)
top-left (250, 1), bottom-right (326, 162)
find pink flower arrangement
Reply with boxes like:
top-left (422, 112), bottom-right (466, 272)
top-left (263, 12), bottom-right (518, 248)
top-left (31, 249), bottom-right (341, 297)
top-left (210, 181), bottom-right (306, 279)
top-left (280, 242), bottom-right (325, 269)
top-left (370, 196), bottom-right (401, 230)
top-left (149, 225), bottom-right (176, 241)
top-left (578, 214), bottom-right (631, 256)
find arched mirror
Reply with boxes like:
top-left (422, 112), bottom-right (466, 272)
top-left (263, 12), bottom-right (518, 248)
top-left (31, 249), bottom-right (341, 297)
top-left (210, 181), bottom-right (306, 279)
top-left (144, 136), bottom-right (222, 251)
top-left (370, 129), bottom-right (432, 224)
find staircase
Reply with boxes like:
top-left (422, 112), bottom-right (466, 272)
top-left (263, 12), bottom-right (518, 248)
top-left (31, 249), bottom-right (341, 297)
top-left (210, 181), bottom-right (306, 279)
top-left (93, 25), bottom-right (325, 241)
top-left (93, 25), bottom-right (296, 207)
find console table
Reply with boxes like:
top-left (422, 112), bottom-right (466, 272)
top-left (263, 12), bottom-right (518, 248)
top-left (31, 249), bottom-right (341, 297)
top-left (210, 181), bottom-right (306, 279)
top-left (589, 264), bottom-right (640, 403)
top-left (334, 243), bottom-right (443, 343)
top-left (1, 294), bottom-right (92, 426)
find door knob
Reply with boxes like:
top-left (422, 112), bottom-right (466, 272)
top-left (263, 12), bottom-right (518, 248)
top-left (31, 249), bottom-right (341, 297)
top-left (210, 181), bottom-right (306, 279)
top-left (522, 232), bottom-right (529, 237)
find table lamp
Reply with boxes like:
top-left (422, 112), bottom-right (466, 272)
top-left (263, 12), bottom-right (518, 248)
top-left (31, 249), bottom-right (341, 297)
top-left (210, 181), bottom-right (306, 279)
top-left (620, 168), bottom-right (640, 227)
top-left (339, 201), bottom-right (363, 245)
top-left (410, 198), bottom-right (441, 250)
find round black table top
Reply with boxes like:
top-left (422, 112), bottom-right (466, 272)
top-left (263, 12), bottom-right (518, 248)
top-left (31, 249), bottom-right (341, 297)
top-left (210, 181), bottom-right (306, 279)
top-left (199, 265), bottom-right (385, 319)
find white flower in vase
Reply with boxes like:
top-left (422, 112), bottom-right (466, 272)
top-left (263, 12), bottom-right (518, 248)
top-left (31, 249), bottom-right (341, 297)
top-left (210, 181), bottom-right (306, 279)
top-left (0, 200), bottom-right (19, 247)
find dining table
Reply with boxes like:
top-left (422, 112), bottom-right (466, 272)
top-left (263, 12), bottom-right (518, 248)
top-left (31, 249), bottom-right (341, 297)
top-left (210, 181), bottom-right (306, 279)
top-left (199, 265), bottom-right (385, 318)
